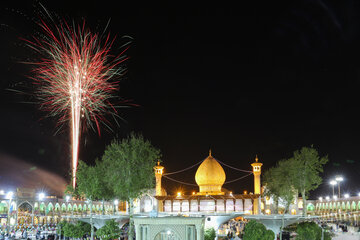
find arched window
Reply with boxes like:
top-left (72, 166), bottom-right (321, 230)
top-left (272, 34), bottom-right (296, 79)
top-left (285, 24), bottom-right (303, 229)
top-left (40, 203), bottom-right (46, 212)
top-left (55, 203), bottom-right (61, 212)
top-left (47, 203), bottom-right (54, 213)
top-left (61, 203), bottom-right (67, 212)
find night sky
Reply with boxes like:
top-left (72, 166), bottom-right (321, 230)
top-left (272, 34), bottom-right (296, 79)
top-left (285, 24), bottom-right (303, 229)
top-left (1, 0), bottom-right (360, 198)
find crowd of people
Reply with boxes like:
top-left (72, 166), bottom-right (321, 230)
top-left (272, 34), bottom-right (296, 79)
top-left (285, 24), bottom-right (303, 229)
top-left (0, 225), bottom-right (56, 240)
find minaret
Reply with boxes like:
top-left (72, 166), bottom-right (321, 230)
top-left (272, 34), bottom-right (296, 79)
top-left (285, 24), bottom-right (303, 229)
top-left (251, 155), bottom-right (263, 214)
top-left (154, 161), bottom-right (164, 196)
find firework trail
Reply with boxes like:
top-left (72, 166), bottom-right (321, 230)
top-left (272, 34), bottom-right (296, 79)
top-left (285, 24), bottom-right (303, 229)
top-left (24, 18), bottom-right (129, 188)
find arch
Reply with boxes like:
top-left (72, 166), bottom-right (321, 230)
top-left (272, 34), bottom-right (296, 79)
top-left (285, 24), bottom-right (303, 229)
top-left (307, 203), bottom-right (315, 212)
top-left (342, 202), bottom-right (346, 210)
top-left (352, 201), bottom-right (356, 211)
top-left (34, 202), bottom-right (39, 211)
top-left (18, 201), bottom-right (33, 213)
top-left (78, 204), bottom-right (83, 211)
top-left (358, 201), bottom-right (360, 210)
top-left (47, 202), bottom-right (54, 213)
top-left (83, 204), bottom-right (87, 212)
top-left (92, 204), bottom-right (96, 211)
top-left (39, 202), bottom-right (46, 212)
top-left (0, 202), bottom-right (7, 214)
top-left (337, 202), bottom-right (341, 210)
top-left (325, 203), bottom-right (328, 210)
top-left (346, 201), bottom-right (351, 210)
top-left (154, 228), bottom-right (181, 240)
top-left (96, 205), bottom-right (100, 212)
top-left (329, 202), bottom-right (333, 210)
top-left (55, 203), bottom-right (61, 212)
top-left (73, 204), bottom-right (78, 212)
top-left (61, 203), bottom-right (67, 212)
top-left (67, 203), bottom-right (72, 212)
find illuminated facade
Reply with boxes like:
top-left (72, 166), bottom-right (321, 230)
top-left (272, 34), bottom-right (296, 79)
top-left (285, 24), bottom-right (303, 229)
top-left (0, 188), bottom-right (121, 228)
top-left (154, 152), bottom-right (261, 215)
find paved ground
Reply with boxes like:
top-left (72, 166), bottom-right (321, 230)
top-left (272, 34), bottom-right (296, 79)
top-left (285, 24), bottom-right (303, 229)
top-left (333, 232), bottom-right (360, 240)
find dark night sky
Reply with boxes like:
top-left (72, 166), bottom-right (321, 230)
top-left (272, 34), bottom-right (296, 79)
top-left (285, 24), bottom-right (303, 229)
top-left (1, 0), bottom-right (360, 198)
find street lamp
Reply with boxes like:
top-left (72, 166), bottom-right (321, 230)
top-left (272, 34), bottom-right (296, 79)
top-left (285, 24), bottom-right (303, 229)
top-left (335, 176), bottom-right (343, 198)
top-left (38, 192), bottom-right (45, 201)
top-left (319, 197), bottom-right (323, 201)
top-left (326, 196), bottom-right (330, 201)
top-left (344, 193), bottom-right (349, 199)
top-left (65, 195), bottom-right (71, 202)
top-left (330, 180), bottom-right (337, 197)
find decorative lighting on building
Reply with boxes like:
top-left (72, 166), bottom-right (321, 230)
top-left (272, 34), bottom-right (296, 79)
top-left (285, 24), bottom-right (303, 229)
top-left (319, 197), bottom-right (323, 201)
top-left (177, 192), bottom-right (182, 197)
top-left (333, 195), bottom-right (337, 200)
top-left (66, 195), bottom-right (71, 202)
top-left (114, 199), bottom-right (119, 205)
top-left (344, 193), bottom-right (349, 199)
top-left (325, 196), bottom-right (330, 201)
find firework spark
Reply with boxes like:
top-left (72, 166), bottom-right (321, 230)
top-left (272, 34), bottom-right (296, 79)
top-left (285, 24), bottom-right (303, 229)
top-left (25, 19), bottom-right (129, 188)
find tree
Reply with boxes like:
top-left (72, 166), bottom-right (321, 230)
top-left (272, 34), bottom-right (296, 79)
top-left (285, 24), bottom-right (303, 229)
top-left (290, 146), bottom-right (328, 216)
top-left (72, 160), bottom-right (114, 240)
top-left (296, 222), bottom-right (331, 240)
top-left (204, 227), bottom-right (216, 240)
top-left (101, 133), bottom-right (161, 240)
top-left (263, 159), bottom-right (296, 214)
top-left (243, 220), bottom-right (275, 240)
top-left (62, 221), bottom-right (92, 239)
top-left (96, 219), bottom-right (122, 240)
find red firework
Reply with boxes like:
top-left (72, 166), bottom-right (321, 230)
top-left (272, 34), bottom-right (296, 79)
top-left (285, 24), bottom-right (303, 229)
top-left (24, 19), bottom-right (129, 188)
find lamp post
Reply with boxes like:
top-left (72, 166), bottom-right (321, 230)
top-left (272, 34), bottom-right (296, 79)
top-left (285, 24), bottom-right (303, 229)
top-left (330, 180), bottom-right (337, 197)
top-left (335, 176), bottom-right (343, 198)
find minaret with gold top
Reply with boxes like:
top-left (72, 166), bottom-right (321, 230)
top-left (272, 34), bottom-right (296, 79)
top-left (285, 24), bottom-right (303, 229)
top-left (251, 155), bottom-right (263, 214)
top-left (154, 161), bottom-right (164, 196)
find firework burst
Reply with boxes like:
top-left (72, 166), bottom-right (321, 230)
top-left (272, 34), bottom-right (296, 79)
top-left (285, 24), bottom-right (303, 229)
top-left (24, 18), bottom-right (129, 188)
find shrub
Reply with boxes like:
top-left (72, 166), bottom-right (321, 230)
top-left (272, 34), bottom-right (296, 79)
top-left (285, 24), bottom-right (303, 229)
top-left (204, 227), bottom-right (216, 240)
top-left (296, 222), bottom-right (331, 240)
top-left (243, 220), bottom-right (275, 240)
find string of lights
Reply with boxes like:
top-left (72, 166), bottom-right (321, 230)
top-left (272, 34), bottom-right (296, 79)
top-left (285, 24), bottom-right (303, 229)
top-left (162, 175), bottom-right (198, 186)
top-left (216, 159), bottom-right (253, 173)
top-left (223, 173), bottom-right (253, 184)
top-left (163, 160), bottom-right (204, 176)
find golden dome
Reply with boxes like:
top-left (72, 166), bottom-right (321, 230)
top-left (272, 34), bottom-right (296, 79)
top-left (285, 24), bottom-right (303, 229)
top-left (195, 150), bottom-right (226, 195)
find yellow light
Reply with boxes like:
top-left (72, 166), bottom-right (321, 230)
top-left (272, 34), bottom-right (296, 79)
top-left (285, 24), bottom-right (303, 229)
top-left (243, 190), bottom-right (248, 194)
top-left (177, 192), bottom-right (181, 197)
top-left (229, 191), bottom-right (233, 195)
top-left (265, 209), bottom-right (271, 215)
top-left (192, 192), bottom-right (196, 195)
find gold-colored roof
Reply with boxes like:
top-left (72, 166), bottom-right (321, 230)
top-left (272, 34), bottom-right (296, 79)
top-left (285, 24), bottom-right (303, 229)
top-left (195, 150), bottom-right (226, 189)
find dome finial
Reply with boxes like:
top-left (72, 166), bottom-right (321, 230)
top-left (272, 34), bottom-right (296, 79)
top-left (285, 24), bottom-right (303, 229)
top-left (209, 149), bottom-right (212, 157)
top-left (255, 155), bottom-right (258, 162)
